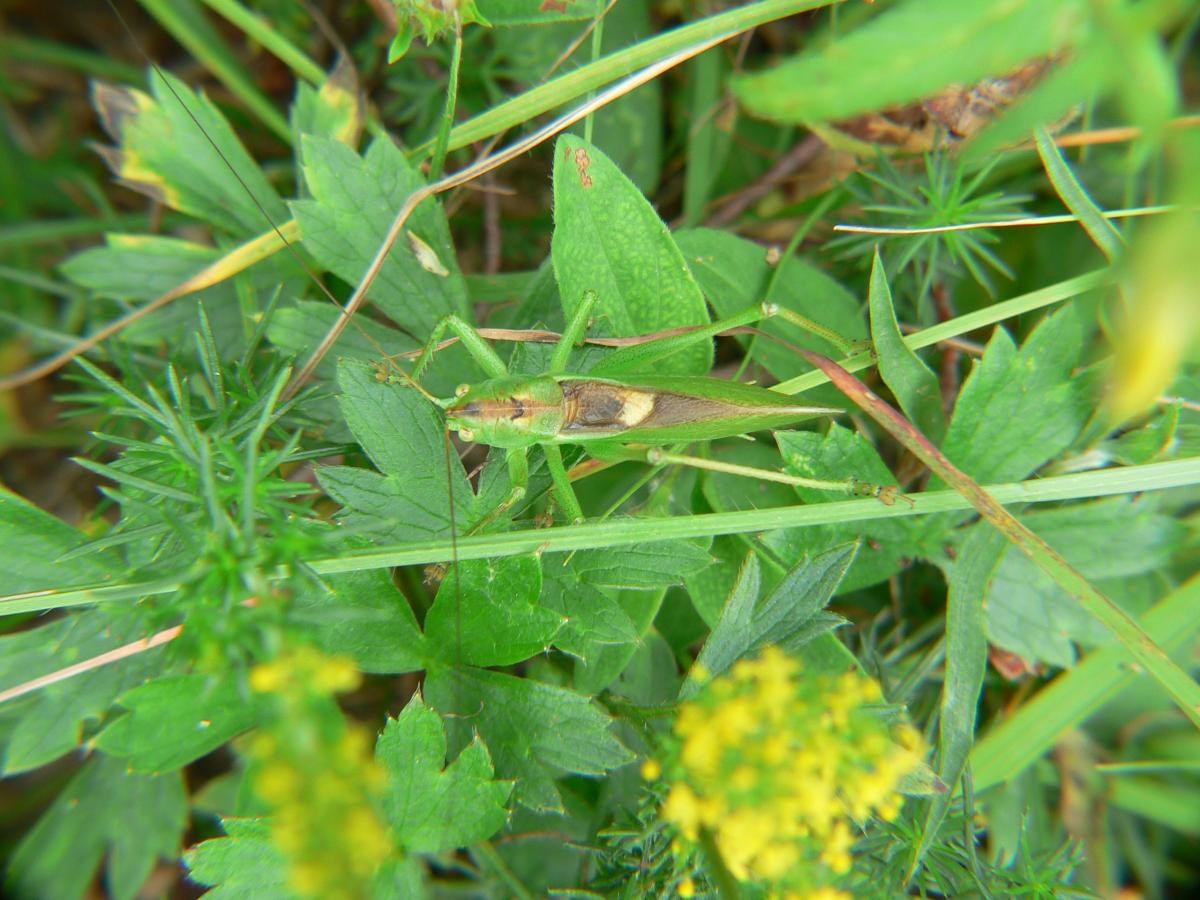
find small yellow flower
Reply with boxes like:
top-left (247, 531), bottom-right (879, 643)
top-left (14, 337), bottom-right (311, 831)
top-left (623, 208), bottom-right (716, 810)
top-left (642, 758), bottom-right (663, 780)
top-left (656, 646), bottom-right (925, 896)
top-left (250, 661), bottom-right (287, 693)
top-left (677, 876), bottom-right (697, 898)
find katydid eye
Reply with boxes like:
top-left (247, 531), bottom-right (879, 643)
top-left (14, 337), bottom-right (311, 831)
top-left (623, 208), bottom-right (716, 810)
top-left (455, 384), bottom-right (470, 397)
top-left (458, 428), bottom-right (475, 442)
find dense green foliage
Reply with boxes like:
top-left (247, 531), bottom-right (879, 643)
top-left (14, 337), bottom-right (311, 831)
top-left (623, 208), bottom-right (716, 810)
top-left (1, 0), bottom-right (1198, 897)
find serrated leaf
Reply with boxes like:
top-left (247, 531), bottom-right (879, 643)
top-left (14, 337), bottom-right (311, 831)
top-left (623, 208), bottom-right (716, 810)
top-left (868, 248), bottom-right (946, 442)
top-left (732, 0), bottom-right (1088, 125)
top-left (292, 136), bottom-right (468, 337)
top-left (425, 666), bottom-right (633, 812)
top-left (6, 753), bottom-right (186, 900)
top-left (60, 234), bottom-right (277, 353)
top-left (915, 524), bottom-right (1006, 866)
top-left (92, 70), bottom-right (286, 234)
top-left (987, 498), bottom-right (1187, 668)
top-left (296, 568), bottom-right (426, 674)
top-left (683, 534), bottom-right (745, 629)
top-left (291, 57), bottom-right (363, 149)
top-left (187, 818), bottom-right (425, 899)
top-left (684, 543), bottom-right (856, 697)
top-left (425, 556), bottom-right (559, 667)
top-left (551, 135), bottom-right (710, 374)
top-left (323, 360), bottom-right (475, 542)
top-left (184, 818), bottom-right (290, 898)
top-left (569, 538), bottom-right (712, 589)
top-left (378, 693), bottom-right (511, 852)
top-left (540, 574), bottom-right (638, 663)
top-left (268, 301), bottom-right (419, 382)
top-left (941, 306), bottom-right (1095, 484)
top-left (95, 673), bottom-right (261, 772)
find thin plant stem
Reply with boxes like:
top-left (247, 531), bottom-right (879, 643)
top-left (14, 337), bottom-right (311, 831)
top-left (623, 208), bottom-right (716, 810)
top-left (429, 20), bottom-right (464, 182)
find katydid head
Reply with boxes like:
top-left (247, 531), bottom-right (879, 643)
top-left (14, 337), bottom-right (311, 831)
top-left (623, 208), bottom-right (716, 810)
top-left (443, 375), bottom-right (565, 448)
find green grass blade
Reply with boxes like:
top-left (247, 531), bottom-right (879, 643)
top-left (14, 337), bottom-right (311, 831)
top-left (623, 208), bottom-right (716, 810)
top-left (428, 0), bottom-right (842, 157)
top-left (775, 268), bottom-right (1115, 395)
top-left (1035, 127), bottom-right (1125, 261)
top-left (137, 0), bottom-right (291, 142)
top-left (3, 459), bottom-right (1195, 618)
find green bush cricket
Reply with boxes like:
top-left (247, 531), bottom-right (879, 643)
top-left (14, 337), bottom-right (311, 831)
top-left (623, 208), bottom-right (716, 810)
top-left (404, 288), bottom-right (902, 529)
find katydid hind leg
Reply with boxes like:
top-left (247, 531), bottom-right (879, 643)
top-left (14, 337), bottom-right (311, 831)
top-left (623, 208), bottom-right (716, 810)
top-left (642, 446), bottom-right (905, 504)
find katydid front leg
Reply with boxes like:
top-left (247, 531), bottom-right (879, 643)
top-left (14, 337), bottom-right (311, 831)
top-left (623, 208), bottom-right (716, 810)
top-left (411, 314), bottom-right (510, 381)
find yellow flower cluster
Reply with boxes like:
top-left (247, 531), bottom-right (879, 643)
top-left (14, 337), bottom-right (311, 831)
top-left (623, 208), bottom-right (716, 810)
top-left (650, 647), bottom-right (924, 899)
top-left (247, 646), bottom-right (393, 900)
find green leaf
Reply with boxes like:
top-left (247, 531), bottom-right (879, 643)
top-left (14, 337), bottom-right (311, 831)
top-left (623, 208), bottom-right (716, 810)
top-left (941, 305), bottom-right (1095, 484)
top-left (322, 360), bottom-right (474, 542)
top-left (60, 234), bottom-right (284, 353)
top-left (987, 497), bottom-right (1187, 668)
top-left (268, 301), bottom-right (419, 383)
top-left (569, 538), bottom-right (712, 589)
top-left (377, 692), bottom-right (511, 853)
top-left (425, 556), bottom-right (559, 667)
top-left (0, 486), bottom-right (115, 592)
top-left (611, 630), bottom-right (681, 706)
top-left (291, 59), bottom-right (363, 150)
top-left (913, 524), bottom-right (1006, 869)
top-left (184, 818), bottom-right (290, 898)
top-left (572, 586), bottom-right (669, 696)
top-left (6, 753), bottom-right (186, 900)
top-left (95, 673), bottom-right (261, 772)
top-left (297, 568), bottom-right (426, 674)
top-left (684, 543), bottom-right (856, 697)
top-left (676, 227), bottom-right (865, 385)
top-left (91, 70), bottom-right (286, 234)
top-left (683, 534), bottom-right (745, 629)
top-left (0, 614), bottom-right (168, 775)
top-left (1104, 403), bottom-right (1180, 466)
top-left (540, 574), bottom-right (639, 664)
top-left (425, 666), bottom-right (633, 812)
top-left (551, 135), bottom-right (710, 374)
top-left (868, 248), bottom-right (946, 442)
top-left (293, 137), bottom-right (469, 337)
top-left (731, 0), bottom-right (1088, 125)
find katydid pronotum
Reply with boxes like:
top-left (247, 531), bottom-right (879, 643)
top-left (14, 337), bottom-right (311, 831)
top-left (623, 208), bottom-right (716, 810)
top-left (404, 288), bottom-right (902, 529)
